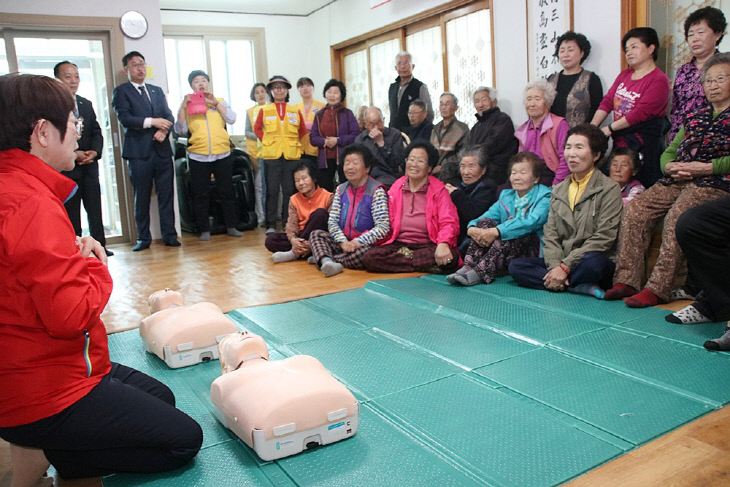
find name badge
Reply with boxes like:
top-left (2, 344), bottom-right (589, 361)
top-left (265, 116), bottom-right (277, 120)
top-left (288, 117), bottom-right (298, 125)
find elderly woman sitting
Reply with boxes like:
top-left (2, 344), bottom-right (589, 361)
top-left (605, 52), bottom-right (730, 308)
top-left (444, 146), bottom-right (497, 247)
top-left (608, 147), bottom-right (645, 205)
top-left (362, 141), bottom-right (460, 274)
top-left (514, 79), bottom-right (571, 186)
top-left (265, 160), bottom-right (333, 262)
top-left (447, 152), bottom-right (551, 286)
top-left (308, 144), bottom-right (390, 277)
top-left (509, 124), bottom-right (622, 298)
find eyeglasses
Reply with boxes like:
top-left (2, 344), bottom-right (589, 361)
top-left (130, 62), bottom-right (146, 69)
top-left (271, 84), bottom-right (287, 90)
top-left (396, 61), bottom-right (412, 66)
top-left (703, 75), bottom-right (728, 86)
top-left (71, 118), bottom-right (84, 139)
top-left (406, 157), bottom-right (429, 166)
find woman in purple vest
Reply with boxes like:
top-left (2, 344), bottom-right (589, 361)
top-left (310, 79), bottom-right (361, 192)
top-left (514, 79), bottom-right (571, 186)
top-left (308, 144), bottom-right (390, 277)
top-left (605, 53), bottom-right (730, 309)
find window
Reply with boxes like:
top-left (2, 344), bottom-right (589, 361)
top-left (333, 1), bottom-right (493, 128)
top-left (163, 27), bottom-right (266, 137)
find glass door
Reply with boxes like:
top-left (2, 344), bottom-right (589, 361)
top-left (2, 31), bottom-right (128, 243)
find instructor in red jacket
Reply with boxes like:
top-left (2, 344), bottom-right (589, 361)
top-left (0, 74), bottom-right (202, 485)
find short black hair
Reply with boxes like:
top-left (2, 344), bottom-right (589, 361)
top-left (405, 140), bottom-right (440, 168)
top-left (322, 78), bottom-right (347, 102)
top-left (622, 28), bottom-right (660, 61)
top-left (684, 7), bottom-right (727, 45)
top-left (296, 77), bottom-right (314, 88)
top-left (340, 144), bottom-right (374, 169)
top-left (566, 124), bottom-right (609, 161)
top-left (609, 147), bottom-right (641, 172)
top-left (53, 61), bottom-right (77, 78)
top-left (508, 151), bottom-right (544, 179)
top-left (293, 159), bottom-right (319, 187)
top-left (0, 73), bottom-right (75, 152)
top-left (122, 51), bottom-right (145, 68)
top-left (249, 82), bottom-right (266, 102)
top-left (553, 31), bottom-right (592, 63)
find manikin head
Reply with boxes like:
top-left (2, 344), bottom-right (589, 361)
top-left (218, 331), bottom-right (270, 374)
top-left (148, 288), bottom-right (185, 313)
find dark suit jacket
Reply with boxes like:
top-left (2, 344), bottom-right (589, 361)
top-left (111, 81), bottom-right (174, 159)
top-left (63, 95), bottom-right (104, 180)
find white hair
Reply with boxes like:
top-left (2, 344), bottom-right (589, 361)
top-left (394, 51), bottom-right (413, 66)
top-left (473, 86), bottom-right (497, 102)
top-left (523, 78), bottom-right (556, 106)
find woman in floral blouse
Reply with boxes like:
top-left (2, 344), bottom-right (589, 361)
top-left (669, 7), bottom-right (726, 142)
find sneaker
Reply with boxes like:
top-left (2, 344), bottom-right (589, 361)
top-left (266, 227), bottom-right (276, 235)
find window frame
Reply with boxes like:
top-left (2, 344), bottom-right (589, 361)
top-left (331, 0), bottom-right (494, 108)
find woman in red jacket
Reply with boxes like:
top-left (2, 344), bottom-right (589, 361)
top-left (0, 74), bottom-right (202, 485)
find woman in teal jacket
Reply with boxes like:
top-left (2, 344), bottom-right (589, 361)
top-left (448, 152), bottom-right (551, 285)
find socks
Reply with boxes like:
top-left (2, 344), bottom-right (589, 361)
top-left (272, 250), bottom-right (297, 263)
top-left (227, 227), bottom-right (243, 237)
top-left (447, 266), bottom-right (471, 285)
top-left (321, 260), bottom-right (344, 277)
top-left (623, 288), bottom-right (666, 308)
top-left (199, 231), bottom-right (211, 241)
top-left (665, 304), bottom-right (712, 325)
top-left (704, 326), bottom-right (730, 351)
top-left (454, 269), bottom-right (484, 286)
top-left (307, 255), bottom-right (317, 265)
top-left (604, 283), bottom-right (638, 301)
top-left (668, 287), bottom-right (695, 301)
top-left (569, 283), bottom-right (605, 299)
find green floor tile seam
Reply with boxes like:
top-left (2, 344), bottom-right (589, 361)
top-left (302, 293), bottom-right (382, 329)
top-left (362, 401), bottom-right (504, 487)
top-left (366, 279), bottom-right (615, 347)
top-left (370, 327), bottom-right (473, 371)
top-left (611, 322), bottom-right (721, 350)
top-left (460, 372), bottom-right (634, 451)
top-left (546, 337), bottom-right (725, 408)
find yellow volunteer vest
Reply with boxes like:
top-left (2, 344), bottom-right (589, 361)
top-left (187, 99), bottom-right (230, 155)
top-left (261, 103), bottom-right (302, 161)
top-left (294, 100), bottom-right (325, 157)
top-left (246, 104), bottom-right (264, 159)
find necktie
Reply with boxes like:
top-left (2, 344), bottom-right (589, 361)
top-left (138, 85), bottom-right (153, 112)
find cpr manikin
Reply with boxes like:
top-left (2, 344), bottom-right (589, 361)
top-left (210, 331), bottom-right (359, 461)
top-left (139, 288), bottom-right (238, 368)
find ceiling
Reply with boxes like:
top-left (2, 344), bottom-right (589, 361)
top-left (159, 0), bottom-right (335, 16)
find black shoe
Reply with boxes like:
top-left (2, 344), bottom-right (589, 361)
top-left (104, 248), bottom-right (114, 257)
top-left (131, 241), bottom-right (151, 251)
top-left (163, 238), bottom-right (181, 247)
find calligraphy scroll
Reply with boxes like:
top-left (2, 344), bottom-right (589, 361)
top-left (527, 0), bottom-right (573, 80)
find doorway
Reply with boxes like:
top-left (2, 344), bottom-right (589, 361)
top-left (1, 29), bottom-right (131, 244)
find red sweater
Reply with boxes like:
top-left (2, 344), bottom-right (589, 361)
top-left (0, 149), bottom-right (113, 426)
top-left (598, 67), bottom-right (670, 126)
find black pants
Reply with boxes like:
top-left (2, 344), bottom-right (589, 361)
top-left (189, 154), bottom-right (237, 232)
top-left (127, 154), bottom-right (177, 243)
top-left (509, 252), bottom-right (615, 290)
top-left (63, 162), bottom-right (106, 246)
top-left (264, 157), bottom-right (296, 228)
top-left (675, 196), bottom-right (730, 321)
top-left (0, 363), bottom-right (202, 479)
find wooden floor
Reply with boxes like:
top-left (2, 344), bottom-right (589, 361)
top-left (1, 228), bottom-right (727, 487)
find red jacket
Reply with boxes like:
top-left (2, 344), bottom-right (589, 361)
top-left (382, 175), bottom-right (460, 247)
top-left (0, 149), bottom-right (113, 427)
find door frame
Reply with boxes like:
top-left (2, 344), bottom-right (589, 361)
top-left (1, 13), bottom-right (134, 245)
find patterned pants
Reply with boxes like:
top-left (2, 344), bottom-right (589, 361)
top-left (308, 229), bottom-right (370, 269)
top-left (613, 182), bottom-right (727, 300)
top-left (362, 241), bottom-right (460, 274)
top-left (464, 218), bottom-right (540, 283)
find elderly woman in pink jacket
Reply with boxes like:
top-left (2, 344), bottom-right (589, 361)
top-left (362, 140), bottom-right (460, 274)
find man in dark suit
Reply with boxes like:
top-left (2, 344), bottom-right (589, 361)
top-left (112, 51), bottom-right (180, 251)
top-left (54, 61), bottom-right (113, 256)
